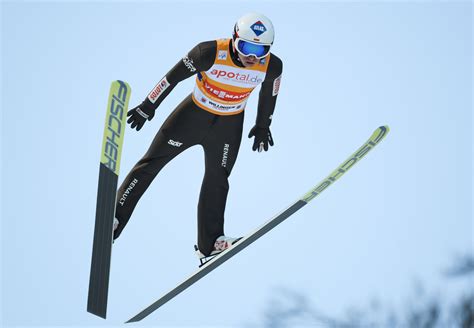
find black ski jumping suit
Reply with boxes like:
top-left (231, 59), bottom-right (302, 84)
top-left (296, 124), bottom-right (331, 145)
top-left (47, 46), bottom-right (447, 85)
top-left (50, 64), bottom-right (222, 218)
top-left (114, 39), bottom-right (283, 256)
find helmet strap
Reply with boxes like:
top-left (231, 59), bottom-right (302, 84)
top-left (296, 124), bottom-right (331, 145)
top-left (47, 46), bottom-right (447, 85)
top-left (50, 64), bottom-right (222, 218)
top-left (228, 39), bottom-right (243, 65)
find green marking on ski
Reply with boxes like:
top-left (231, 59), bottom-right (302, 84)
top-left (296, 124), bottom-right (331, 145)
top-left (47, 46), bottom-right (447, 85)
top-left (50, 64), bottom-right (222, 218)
top-left (101, 80), bottom-right (131, 175)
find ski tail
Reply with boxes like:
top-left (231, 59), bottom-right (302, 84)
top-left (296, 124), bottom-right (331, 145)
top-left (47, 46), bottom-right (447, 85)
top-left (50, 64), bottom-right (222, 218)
top-left (125, 125), bottom-right (389, 323)
top-left (87, 80), bottom-right (131, 318)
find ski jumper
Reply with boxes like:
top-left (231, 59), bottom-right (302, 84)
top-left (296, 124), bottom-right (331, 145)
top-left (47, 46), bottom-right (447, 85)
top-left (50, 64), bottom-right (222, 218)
top-left (114, 39), bottom-right (283, 256)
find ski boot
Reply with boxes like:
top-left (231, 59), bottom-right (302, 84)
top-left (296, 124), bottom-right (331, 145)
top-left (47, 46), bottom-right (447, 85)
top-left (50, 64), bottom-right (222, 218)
top-left (195, 235), bottom-right (243, 267)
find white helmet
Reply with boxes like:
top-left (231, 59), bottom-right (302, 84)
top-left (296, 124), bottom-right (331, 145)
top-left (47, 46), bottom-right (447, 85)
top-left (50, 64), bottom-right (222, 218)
top-left (233, 12), bottom-right (275, 46)
top-left (232, 13), bottom-right (274, 59)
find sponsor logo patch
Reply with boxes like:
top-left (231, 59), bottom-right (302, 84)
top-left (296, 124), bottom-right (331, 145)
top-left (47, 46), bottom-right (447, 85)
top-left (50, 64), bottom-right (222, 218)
top-left (221, 144), bottom-right (230, 167)
top-left (202, 79), bottom-right (251, 102)
top-left (218, 50), bottom-right (227, 60)
top-left (209, 69), bottom-right (263, 84)
top-left (148, 77), bottom-right (170, 104)
top-left (182, 56), bottom-right (196, 72)
top-left (168, 139), bottom-right (183, 147)
top-left (272, 75), bottom-right (281, 96)
top-left (250, 21), bottom-right (267, 36)
top-left (119, 178), bottom-right (139, 206)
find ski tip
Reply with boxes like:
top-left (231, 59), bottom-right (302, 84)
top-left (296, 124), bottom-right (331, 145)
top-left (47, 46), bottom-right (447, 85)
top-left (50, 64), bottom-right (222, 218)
top-left (371, 125), bottom-right (390, 143)
top-left (125, 317), bottom-right (139, 324)
top-left (113, 80), bottom-right (131, 89)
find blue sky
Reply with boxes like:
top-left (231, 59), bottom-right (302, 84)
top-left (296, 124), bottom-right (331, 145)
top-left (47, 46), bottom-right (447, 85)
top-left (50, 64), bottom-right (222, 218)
top-left (2, 1), bottom-right (472, 327)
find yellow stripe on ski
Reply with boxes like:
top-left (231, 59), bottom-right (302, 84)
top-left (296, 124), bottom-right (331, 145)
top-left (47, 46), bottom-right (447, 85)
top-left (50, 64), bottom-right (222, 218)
top-left (301, 126), bottom-right (389, 203)
top-left (100, 80), bottom-right (131, 175)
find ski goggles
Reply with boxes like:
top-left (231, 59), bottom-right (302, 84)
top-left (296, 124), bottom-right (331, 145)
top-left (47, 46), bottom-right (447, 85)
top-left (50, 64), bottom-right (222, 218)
top-left (234, 38), bottom-right (271, 59)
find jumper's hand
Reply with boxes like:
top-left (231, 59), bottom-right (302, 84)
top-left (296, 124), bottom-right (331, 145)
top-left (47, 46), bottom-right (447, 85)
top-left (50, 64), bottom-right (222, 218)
top-left (248, 126), bottom-right (274, 152)
top-left (127, 102), bottom-right (155, 131)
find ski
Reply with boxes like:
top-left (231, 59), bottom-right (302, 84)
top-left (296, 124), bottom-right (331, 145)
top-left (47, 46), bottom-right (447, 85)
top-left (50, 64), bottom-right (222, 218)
top-left (88, 80), bottom-right (131, 318)
top-left (125, 125), bottom-right (389, 323)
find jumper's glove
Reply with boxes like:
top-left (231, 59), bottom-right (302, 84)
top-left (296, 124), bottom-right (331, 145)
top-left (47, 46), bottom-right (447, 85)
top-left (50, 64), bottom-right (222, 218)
top-left (127, 101), bottom-right (155, 131)
top-left (248, 125), bottom-right (274, 152)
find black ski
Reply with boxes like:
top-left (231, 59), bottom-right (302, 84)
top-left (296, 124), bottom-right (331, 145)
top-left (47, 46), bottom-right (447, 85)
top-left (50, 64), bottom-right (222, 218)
top-left (87, 80), bottom-right (131, 318)
top-left (126, 125), bottom-right (389, 323)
